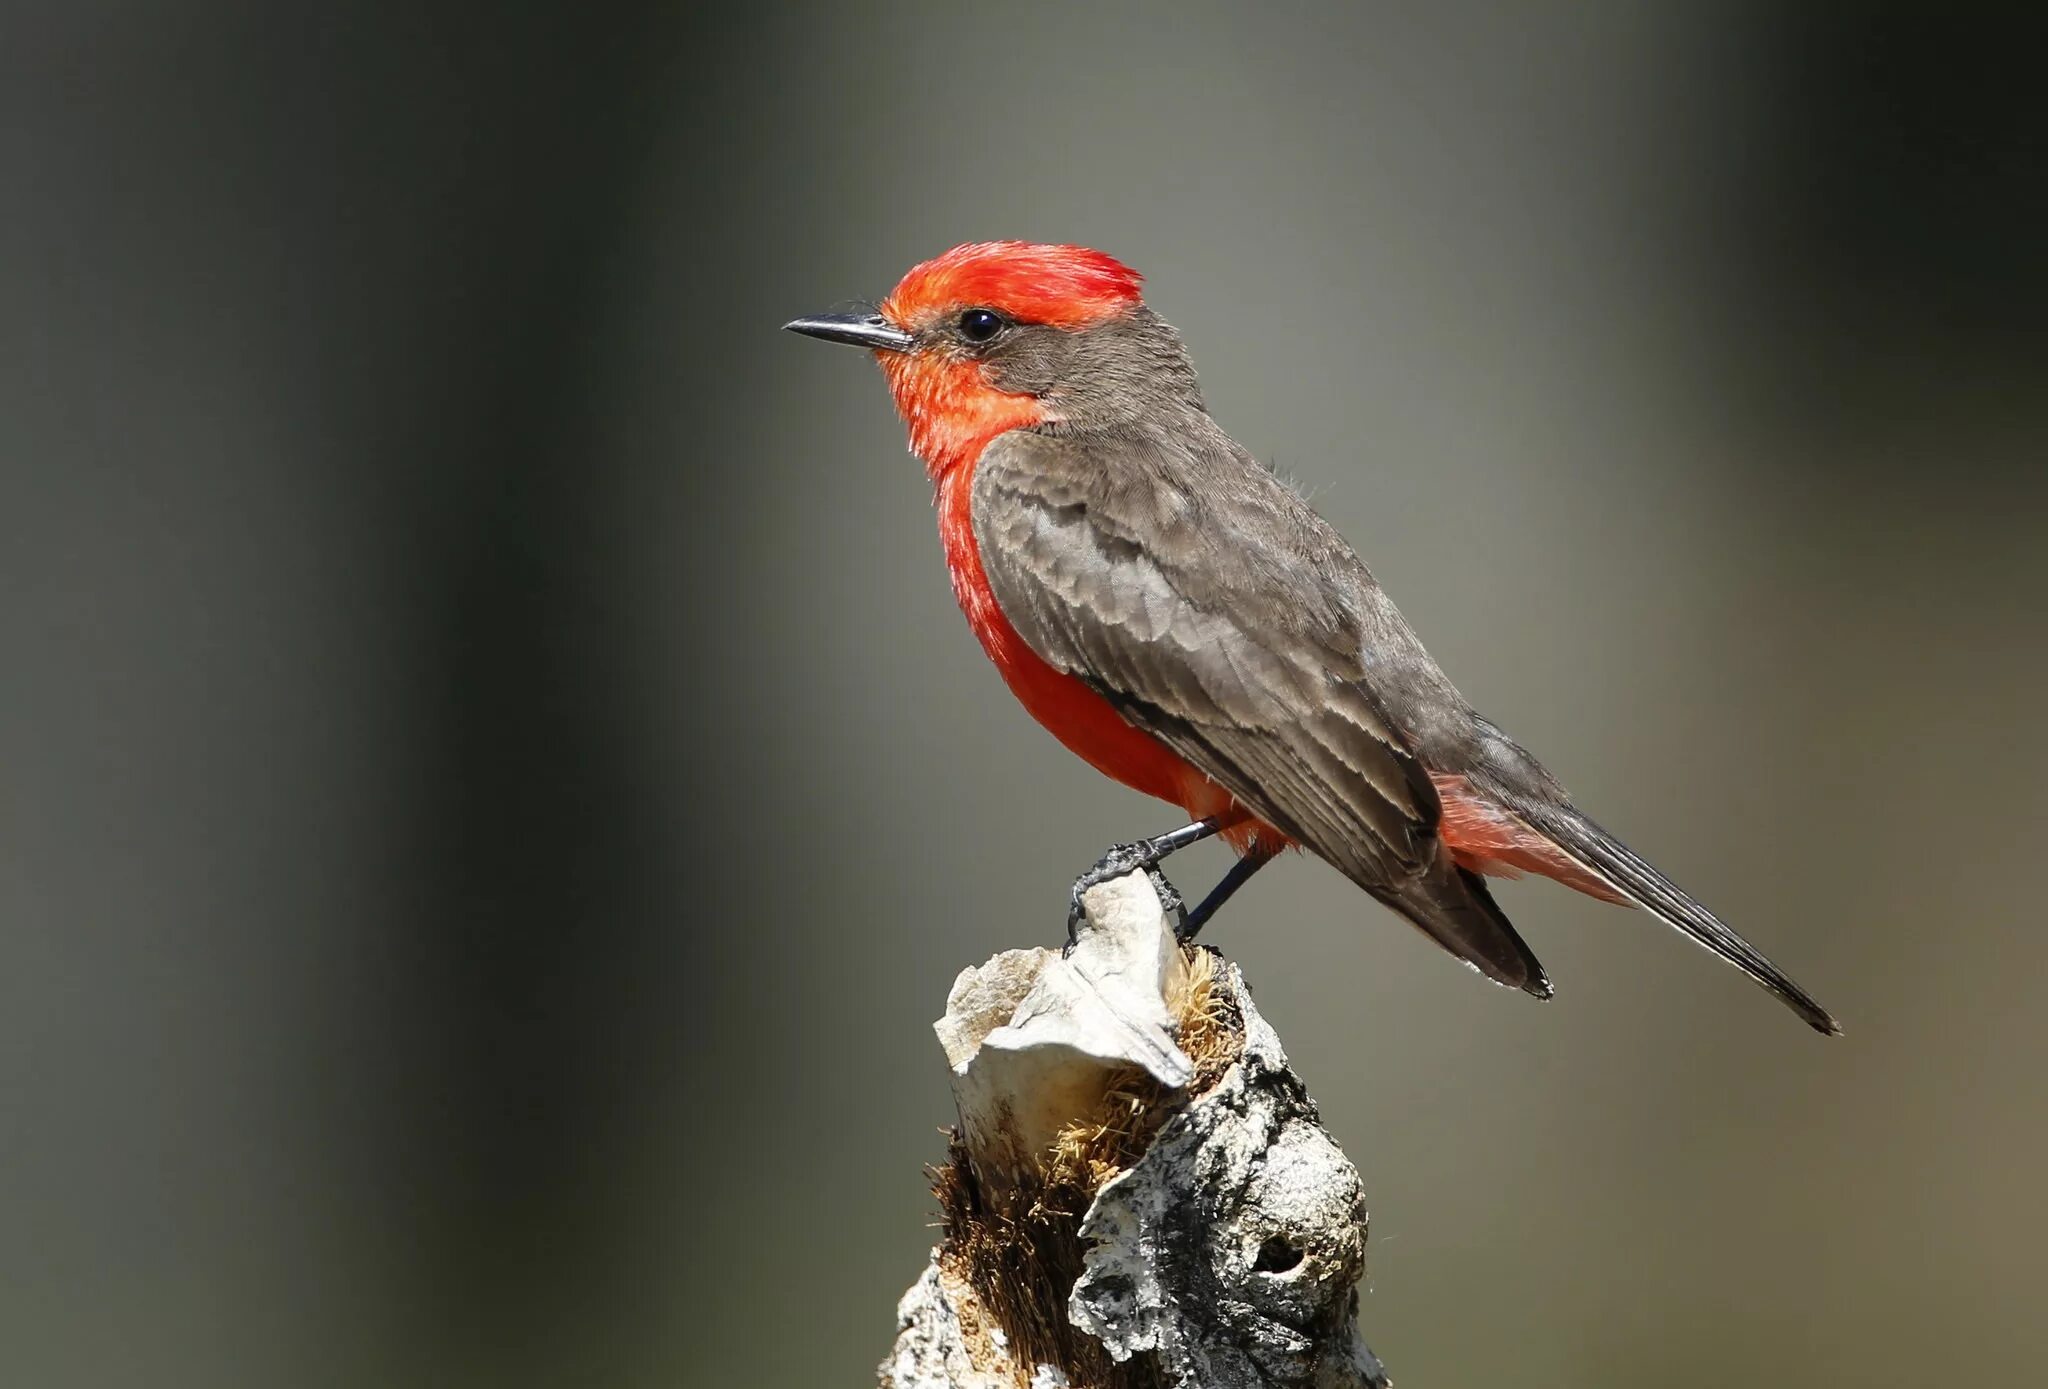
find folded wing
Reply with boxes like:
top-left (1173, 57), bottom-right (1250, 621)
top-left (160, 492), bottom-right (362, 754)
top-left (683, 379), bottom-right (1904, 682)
top-left (971, 428), bottom-right (1550, 995)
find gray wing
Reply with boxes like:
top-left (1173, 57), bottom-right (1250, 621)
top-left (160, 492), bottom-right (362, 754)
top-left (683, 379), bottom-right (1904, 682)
top-left (971, 427), bottom-right (1549, 996)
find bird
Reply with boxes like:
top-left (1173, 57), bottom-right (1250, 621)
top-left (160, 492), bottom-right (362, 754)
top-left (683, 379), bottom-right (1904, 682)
top-left (785, 241), bottom-right (1838, 1034)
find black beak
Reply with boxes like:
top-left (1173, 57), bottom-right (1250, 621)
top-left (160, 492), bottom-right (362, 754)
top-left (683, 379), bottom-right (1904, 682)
top-left (782, 311), bottom-right (914, 353)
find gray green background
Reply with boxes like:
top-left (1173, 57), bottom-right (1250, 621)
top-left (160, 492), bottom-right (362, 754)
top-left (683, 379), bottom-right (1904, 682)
top-left (5, 3), bottom-right (2044, 1386)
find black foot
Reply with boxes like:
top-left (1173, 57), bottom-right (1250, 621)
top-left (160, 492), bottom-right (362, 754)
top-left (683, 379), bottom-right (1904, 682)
top-left (1065, 843), bottom-right (1188, 953)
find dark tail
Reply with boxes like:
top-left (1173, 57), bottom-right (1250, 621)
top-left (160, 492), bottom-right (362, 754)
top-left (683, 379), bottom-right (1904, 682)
top-left (1530, 805), bottom-right (1842, 1035)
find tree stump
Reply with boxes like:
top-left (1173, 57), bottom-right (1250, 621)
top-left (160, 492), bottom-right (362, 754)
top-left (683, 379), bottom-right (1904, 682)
top-left (880, 870), bottom-right (1390, 1389)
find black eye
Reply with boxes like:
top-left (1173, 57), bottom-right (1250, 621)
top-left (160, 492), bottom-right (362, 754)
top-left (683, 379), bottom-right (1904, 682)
top-left (958, 308), bottom-right (1004, 343)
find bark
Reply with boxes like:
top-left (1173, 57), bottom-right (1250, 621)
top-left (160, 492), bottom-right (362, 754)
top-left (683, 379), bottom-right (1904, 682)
top-left (880, 870), bottom-right (1390, 1389)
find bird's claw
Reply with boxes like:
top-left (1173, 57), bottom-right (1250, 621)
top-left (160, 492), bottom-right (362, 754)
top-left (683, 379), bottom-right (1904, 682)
top-left (1064, 842), bottom-right (1188, 954)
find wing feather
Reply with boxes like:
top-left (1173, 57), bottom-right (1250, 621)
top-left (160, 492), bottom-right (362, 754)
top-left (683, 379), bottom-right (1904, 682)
top-left (971, 429), bottom-right (1549, 994)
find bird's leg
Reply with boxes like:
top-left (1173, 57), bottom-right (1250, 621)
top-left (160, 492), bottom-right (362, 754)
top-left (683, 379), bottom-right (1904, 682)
top-left (1177, 849), bottom-right (1275, 943)
top-left (1065, 817), bottom-right (1230, 949)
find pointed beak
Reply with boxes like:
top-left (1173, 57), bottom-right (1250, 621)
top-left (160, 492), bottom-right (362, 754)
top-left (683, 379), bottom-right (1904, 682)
top-left (782, 311), bottom-right (914, 353)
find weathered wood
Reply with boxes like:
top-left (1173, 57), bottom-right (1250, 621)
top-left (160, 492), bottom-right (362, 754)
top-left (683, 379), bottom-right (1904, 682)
top-left (882, 871), bottom-right (1389, 1389)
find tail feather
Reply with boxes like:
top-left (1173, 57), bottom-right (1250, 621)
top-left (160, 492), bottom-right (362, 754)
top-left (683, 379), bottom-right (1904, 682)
top-left (1532, 805), bottom-right (1842, 1035)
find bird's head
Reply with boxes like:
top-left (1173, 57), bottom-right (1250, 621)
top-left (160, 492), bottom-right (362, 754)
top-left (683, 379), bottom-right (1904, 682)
top-left (785, 241), bottom-right (1200, 475)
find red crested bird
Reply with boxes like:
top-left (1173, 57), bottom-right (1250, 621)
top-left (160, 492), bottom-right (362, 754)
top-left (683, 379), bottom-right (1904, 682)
top-left (786, 241), bottom-right (1839, 1034)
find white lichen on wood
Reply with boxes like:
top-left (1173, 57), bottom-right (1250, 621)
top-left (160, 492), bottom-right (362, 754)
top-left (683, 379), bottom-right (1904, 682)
top-left (881, 870), bottom-right (1389, 1389)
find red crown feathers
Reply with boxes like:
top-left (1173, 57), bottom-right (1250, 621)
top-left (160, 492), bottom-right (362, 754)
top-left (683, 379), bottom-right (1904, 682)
top-left (882, 241), bottom-right (1143, 330)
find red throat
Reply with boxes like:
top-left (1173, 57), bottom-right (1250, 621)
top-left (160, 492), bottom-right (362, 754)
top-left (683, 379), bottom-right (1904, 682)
top-left (873, 241), bottom-right (1145, 478)
top-left (878, 351), bottom-right (1046, 478)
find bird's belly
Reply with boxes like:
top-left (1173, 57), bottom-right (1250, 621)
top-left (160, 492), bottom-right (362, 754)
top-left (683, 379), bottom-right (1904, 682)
top-left (988, 643), bottom-right (1284, 853)
top-left (993, 639), bottom-right (1199, 804)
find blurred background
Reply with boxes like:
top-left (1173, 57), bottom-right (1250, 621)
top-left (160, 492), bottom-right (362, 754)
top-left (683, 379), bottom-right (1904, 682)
top-left (4, 2), bottom-right (2045, 1385)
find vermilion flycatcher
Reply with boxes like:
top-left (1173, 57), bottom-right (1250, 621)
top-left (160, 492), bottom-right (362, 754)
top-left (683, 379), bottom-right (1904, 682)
top-left (787, 241), bottom-right (1838, 1034)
